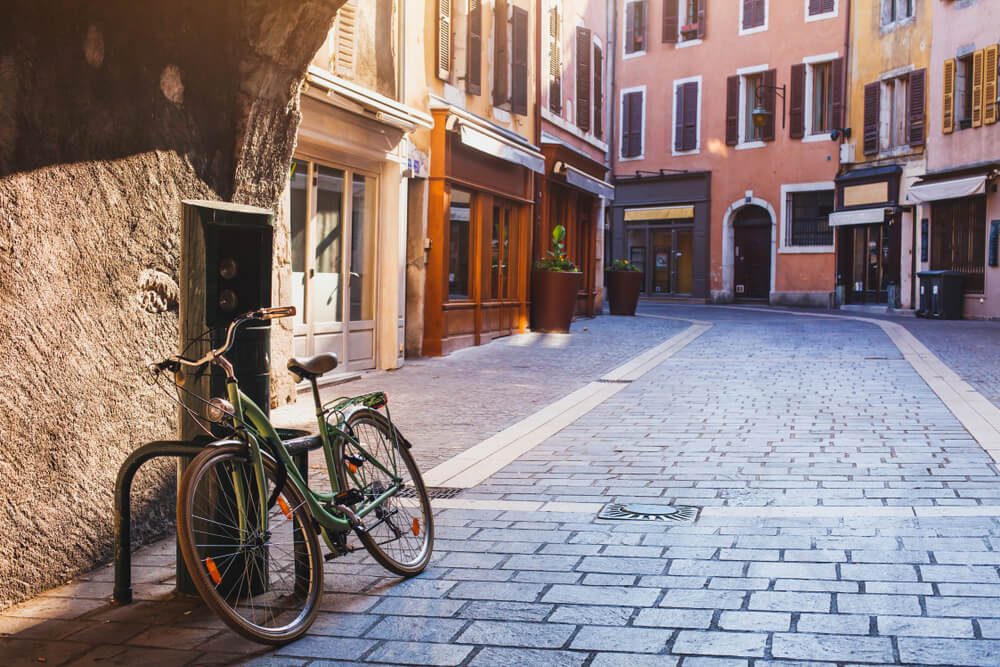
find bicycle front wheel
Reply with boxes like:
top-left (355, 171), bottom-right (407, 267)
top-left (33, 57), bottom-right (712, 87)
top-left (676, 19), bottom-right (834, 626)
top-left (337, 409), bottom-right (434, 576)
top-left (176, 444), bottom-right (323, 644)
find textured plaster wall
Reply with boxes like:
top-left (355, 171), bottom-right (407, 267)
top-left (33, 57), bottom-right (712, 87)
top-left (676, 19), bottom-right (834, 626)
top-left (0, 0), bottom-right (344, 609)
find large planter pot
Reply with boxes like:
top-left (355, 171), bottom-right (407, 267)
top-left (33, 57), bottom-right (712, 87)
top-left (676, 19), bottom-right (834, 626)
top-left (606, 270), bottom-right (643, 316)
top-left (530, 269), bottom-right (580, 333)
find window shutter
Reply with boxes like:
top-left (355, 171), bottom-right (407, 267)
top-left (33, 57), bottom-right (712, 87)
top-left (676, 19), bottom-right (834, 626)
top-left (742, 0), bottom-right (753, 29)
top-left (493, 0), bottom-right (508, 106)
top-left (863, 81), bottom-right (880, 155)
top-left (942, 58), bottom-right (955, 134)
top-left (549, 5), bottom-right (560, 114)
top-left (576, 28), bottom-right (592, 131)
top-left (467, 0), bottom-right (482, 95)
top-left (789, 63), bottom-right (805, 139)
top-left (762, 68), bottom-right (776, 141)
top-left (683, 81), bottom-right (698, 151)
top-left (823, 0), bottom-right (834, 11)
top-left (331, 0), bottom-right (357, 78)
top-left (630, 91), bottom-right (643, 155)
top-left (662, 0), bottom-right (678, 43)
top-left (622, 93), bottom-right (632, 156)
top-left (726, 74), bottom-right (739, 145)
top-left (674, 84), bottom-right (685, 152)
top-left (985, 44), bottom-right (998, 125)
top-left (634, 1), bottom-right (647, 52)
top-left (625, 2), bottom-right (635, 54)
top-left (808, 0), bottom-right (822, 14)
top-left (437, 0), bottom-right (451, 80)
top-left (831, 56), bottom-right (844, 130)
top-left (511, 6), bottom-right (528, 116)
top-left (697, 0), bottom-right (706, 39)
top-left (754, 0), bottom-right (765, 28)
top-left (594, 46), bottom-right (603, 138)
top-left (972, 49), bottom-right (985, 128)
top-left (908, 68), bottom-right (925, 146)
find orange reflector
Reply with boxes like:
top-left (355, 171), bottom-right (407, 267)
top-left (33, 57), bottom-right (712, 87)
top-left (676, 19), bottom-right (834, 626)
top-left (205, 557), bottom-right (222, 585)
top-left (277, 496), bottom-right (292, 519)
top-left (412, 518), bottom-right (420, 536)
top-left (348, 463), bottom-right (358, 474)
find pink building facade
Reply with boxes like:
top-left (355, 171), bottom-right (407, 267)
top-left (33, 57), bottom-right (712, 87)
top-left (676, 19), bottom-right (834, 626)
top-left (610, 0), bottom-right (847, 305)
top-left (913, 0), bottom-right (1000, 318)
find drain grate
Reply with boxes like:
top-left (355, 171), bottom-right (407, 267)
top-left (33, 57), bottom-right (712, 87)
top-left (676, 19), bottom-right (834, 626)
top-left (597, 503), bottom-right (700, 523)
top-left (597, 378), bottom-right (633, 384)
top-left (398, 486), bottom-right (464, 499)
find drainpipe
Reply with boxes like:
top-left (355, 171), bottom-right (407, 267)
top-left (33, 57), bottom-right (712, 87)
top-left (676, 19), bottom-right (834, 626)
top-left (606, 0), bottom-right (617, 266)
top-left (838, 0), bottom-right (851, 182)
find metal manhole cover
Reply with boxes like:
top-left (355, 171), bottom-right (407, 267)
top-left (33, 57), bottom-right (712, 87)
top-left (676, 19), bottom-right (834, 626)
top-left (398, 486), bottom-right (464, 499)
top-left (597, 503), bottom-right (700, 523)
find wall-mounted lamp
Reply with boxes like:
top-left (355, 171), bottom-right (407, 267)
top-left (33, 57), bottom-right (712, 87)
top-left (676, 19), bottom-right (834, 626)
top-left (751, 84), bottom-right (786, 129)
top-left (829, 127), bottom-right (852, 141)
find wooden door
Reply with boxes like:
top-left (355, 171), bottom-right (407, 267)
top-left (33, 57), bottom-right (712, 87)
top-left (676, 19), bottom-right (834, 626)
top-left (733, 208), bottom-right (771, 300)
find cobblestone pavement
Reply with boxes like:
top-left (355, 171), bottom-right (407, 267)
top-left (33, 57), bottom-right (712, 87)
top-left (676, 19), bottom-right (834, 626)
top-left (4, 304), bottom-right (1000, 666)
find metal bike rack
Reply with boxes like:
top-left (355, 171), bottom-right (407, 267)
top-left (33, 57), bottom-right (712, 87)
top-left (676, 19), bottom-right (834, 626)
top-left (112, 430), bottom-right (322, 605)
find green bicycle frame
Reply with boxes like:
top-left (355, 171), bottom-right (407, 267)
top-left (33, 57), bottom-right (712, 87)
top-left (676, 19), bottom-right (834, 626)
top-left (222, 380), bottom-right (404, 543)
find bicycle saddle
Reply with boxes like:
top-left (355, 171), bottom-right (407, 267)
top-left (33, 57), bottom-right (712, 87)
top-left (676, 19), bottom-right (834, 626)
top-left (287, 353), bottom-right (338, 381)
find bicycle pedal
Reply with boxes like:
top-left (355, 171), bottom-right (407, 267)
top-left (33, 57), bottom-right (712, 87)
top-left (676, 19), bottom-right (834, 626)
top-left (324, 545), bottom-right (358, 560)
top-left (334, 488), bottom-right (364, 506)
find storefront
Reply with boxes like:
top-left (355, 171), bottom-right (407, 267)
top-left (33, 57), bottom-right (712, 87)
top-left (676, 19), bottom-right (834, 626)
top-left (539, 137), bottom-right (614, 317)
top-left (422, 102), bottom-right (544, 356)
top-left (609, 172), bottom-right (711, 300)
top-left (831, 166), bottom-right (903, 306)
top-left (286, 67), bottom-right (432, 380)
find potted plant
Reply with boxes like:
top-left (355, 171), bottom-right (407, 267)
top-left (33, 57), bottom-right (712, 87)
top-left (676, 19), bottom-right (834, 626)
top-left (605, 258), bottom-right (643, 316)
top-left (530, 225), bottom-right (581, 333)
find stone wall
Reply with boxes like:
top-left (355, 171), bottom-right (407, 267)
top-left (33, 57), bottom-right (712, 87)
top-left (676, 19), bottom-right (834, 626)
top-left (0, 0), bottom-right (344, 609)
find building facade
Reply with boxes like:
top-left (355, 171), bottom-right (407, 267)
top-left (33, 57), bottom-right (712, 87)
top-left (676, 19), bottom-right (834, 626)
top-left (912, 0), bottom-right (1000, 318)
top-left (610, 0), bottom-right (847, 306)
top-left (833, 0), bottom-right (931, 310)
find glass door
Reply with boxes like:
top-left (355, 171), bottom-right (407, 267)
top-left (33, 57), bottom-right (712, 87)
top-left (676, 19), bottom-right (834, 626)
top-left (651, 230), bottom-right (672, 295)
top-left (626, 225), bottom-right (694, 296)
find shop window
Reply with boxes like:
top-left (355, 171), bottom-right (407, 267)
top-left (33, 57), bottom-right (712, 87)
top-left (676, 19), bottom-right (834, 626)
top-left (350, 174), bottom-right (376, 321)
top-left (786, 190), bottom-right (834, 247)
top-left (449, 189), bottom-right (472, 300)
top-left (314, 165), bottom-right (345, 323)
top-left (289, 159), bottom-right (308, 326)
top-left (490, 203), bottom-right (513, 299)
top-left (931, 197), bottom-right (986, 293)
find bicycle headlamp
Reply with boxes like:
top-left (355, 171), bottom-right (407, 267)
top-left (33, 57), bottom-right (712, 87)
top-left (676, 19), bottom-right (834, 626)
top-left (205, 397), bottom-right (234, 423)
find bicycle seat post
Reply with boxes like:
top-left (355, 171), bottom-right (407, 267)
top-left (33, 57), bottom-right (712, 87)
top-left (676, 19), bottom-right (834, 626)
top-left (310, 376), bottom-right (323, 416)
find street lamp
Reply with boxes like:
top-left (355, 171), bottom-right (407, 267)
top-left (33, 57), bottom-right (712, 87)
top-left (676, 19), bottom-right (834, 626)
top-left (751, 84), bottom-right (786, 129)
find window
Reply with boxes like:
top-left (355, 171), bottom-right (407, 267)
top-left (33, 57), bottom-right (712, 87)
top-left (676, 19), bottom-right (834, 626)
top-left (882, 75), bottom-right (909, 149)
top-left (956, 55), bottom-right (973, 129)
top-left (448, 189), bottom-right (472, 300)
top-left (510, 6), bottom-right (528, 115)
top-left (625, 0), bottom-right (646, 55)
top-left (881, 0), bottom-right (913, 26)
top-left (494, 0), bottom-right (509, 106)
top-left (576, 27), bottom-right (592, 131)
top-left (727, 68), bottom-right (776, 146)
top-left (743, 73), bottom-right (763, 142)
top-left (662, 0), bottom-right (705, 43)
top-left (673, 78), bottom-right (700, 154)
top-left (740, 0), bottom-right (767, 33)
top-left (931, 196), bottom-right (986, 293)
top-left (786, 190), bottom-right (834, 247)
top-left (437, 0), bottom-right (451, 80)
top-left (810, 62), bottom-right (831, 134)
top-left (466, 0), bottom-right (482, 95)
top-left (548, 3), bottom-right (561, 114)
top-left (806, 0), bottom-right (836, 18)
top-left (862, 69), bottom-right (924, 154)
top-left (792, 57), bottom-right (843, 139)
top-left (620, 88), bottom-right (644, 159)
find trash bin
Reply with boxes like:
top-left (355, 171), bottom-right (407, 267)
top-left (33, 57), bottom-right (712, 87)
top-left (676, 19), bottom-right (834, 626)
top-left (916, 270), bottom-right (965, 319)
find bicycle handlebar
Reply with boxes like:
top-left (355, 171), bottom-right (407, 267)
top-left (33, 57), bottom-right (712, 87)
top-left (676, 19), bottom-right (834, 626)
top-left (154, 306), bottom-right (297, 376)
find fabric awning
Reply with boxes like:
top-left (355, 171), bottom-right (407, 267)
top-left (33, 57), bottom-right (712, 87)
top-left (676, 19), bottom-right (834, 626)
top-left (828, 208), bottom-right (885, 227)
top-left (554, 161), bottom-right (614, 199)
top-left (455, 122), bottom-right (545, 174)
top-left (905, 175), bottom-right (987, 204)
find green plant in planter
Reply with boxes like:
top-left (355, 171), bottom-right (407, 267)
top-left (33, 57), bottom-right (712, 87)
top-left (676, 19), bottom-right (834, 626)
top-left (609, 258), bottom-right (641, 272)
top-left (534, 225), bottom-right (580, 272)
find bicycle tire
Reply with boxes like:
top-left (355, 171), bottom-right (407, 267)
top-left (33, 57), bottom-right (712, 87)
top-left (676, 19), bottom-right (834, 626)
top-left (336, 409), bottom-right (434, 576)
top-left (176, 443), bottom-right (323, 644)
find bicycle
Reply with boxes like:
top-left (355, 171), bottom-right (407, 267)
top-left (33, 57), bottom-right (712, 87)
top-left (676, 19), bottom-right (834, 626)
top-left (150, 306), bottom-right (433, 644)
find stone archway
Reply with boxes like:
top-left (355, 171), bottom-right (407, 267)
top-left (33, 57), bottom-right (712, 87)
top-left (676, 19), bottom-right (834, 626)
top-left (719, 197), bottom-right (777, 302)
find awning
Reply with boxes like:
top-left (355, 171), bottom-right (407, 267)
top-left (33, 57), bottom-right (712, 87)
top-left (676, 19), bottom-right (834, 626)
top-left (450, 120), bottom-right (545, 173)
top-left (828, 208), bottom-right (885, 227)
top-left (905, 175), bottom-right (987, 204)
top-left (553, 161), bottom-right (614, 199)
top-left (307, 66), bottom-right (433, 131)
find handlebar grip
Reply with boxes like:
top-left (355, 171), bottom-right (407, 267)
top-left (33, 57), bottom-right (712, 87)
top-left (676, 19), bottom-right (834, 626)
top-left (259, 306), bottom-right (296, 320)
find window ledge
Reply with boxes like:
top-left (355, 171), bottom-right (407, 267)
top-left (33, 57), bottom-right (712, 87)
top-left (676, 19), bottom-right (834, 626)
top-left (623, 50), bottom-right (647, 60)
top-left (739, 24), bottom-right (768, 37)
top-left (619, 154), bottom-right (645, 162)
top-left (736, 140), bottom-right (767, 150)
top-left (802, 133), bottom-right (833, 143)
top-left (671, 147), bottom-right (700, 157)
top-left (779, 245), bottom-right (834, 254)
top-left (676, 38), bottom-right (703, 49)
top-left (805, 12), bottom-right (837, 23)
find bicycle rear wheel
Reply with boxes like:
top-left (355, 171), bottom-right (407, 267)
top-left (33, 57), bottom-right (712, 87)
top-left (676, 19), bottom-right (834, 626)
top-left (176, 443), bottom-right (323, 644)
top-left (337, 409), bottom-right (434, 576)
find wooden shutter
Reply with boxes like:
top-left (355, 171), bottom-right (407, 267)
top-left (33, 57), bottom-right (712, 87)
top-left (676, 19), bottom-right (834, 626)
top-left (548, 5), bottom-right (560, 114)
top-left (789, 64), bottom-right (805, 139)
top-left (331, 0), bottom-right (357, 78)
top-left (972, 49), bottom-right (985, 128)
top-left (725, 74), bottom-right (739, 145)
top-left (908, 68), bottom-right (926, 146)
top-left (742, 0), bottom-right (754, 29)
top-left (493, 0), bottom-right (508, 106)
top-left (942, 58), bottom-right (955, 134)
top-left (622, 92), bottom-right (632, 156)
top-left (808, 0), bottom-right (821, 14)
top-left (863, 81), bottom-right (880, 155)
top-left (576, 28), bottom-right (591, 131)
top-left (511, 5), bottom-right (528, 116)
top-left (593, 46), bottom-right (603, 138)
top-left (755, 0), bottom-right (766, 27)
top-left (823, 0), bottom-right (834, 12)
top-left (985, 44), bottom-right (999, 125)
top-left (762, 68), bottom-right (776, 142)
top-left (674, 84), bottom-right (685, 152)
top-left (622, 91), bottom-right (642, 157)
top-left (697, 0), bottom-right (706, 39)
top-left (831, 56), bottom-right (844, 130)
top-left (662, 0), bottom-right (678, 43)
top-left (683, 81), bottom-right (698, 150)
top-left (467, 0), bottom-right (482, 95)
top-left (625, 1), bottom-right (635, 54)
top-left (634, 1), bottom-right (647, 52)
top-left (437, 0), bottom-right (451, 80)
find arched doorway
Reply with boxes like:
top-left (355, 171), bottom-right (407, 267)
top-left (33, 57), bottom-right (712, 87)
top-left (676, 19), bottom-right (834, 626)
top-left (733, 206), bottom-right (771, 300)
